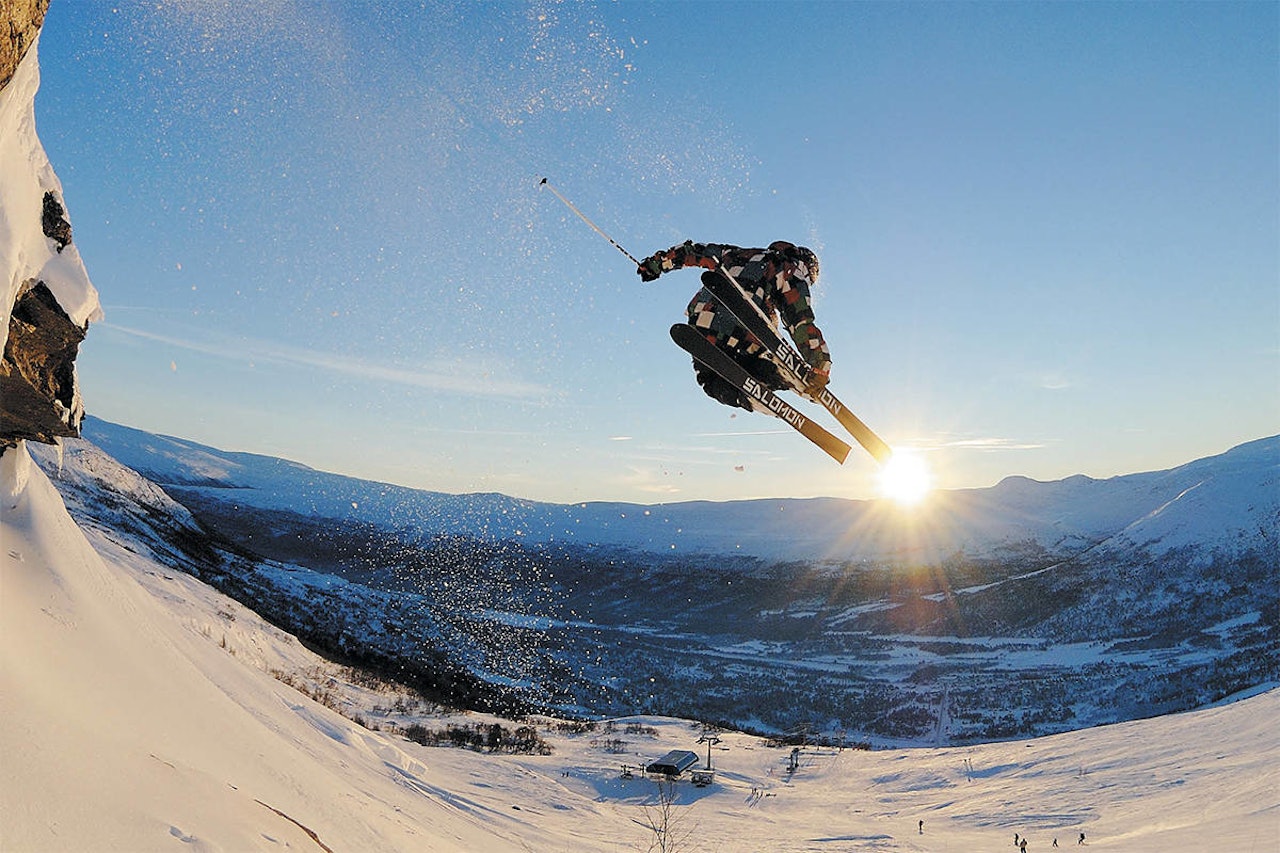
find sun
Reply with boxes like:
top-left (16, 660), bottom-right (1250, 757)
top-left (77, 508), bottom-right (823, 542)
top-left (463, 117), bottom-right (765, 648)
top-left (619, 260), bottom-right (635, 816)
top-left (878, 449), bottom-right (933, 506)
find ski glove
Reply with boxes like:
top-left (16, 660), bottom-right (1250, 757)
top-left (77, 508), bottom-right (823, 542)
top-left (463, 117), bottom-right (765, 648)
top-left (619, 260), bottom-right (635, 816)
top-left (637, 255), bottom-right (664, 282)
top-left (804, 369), bottom-right (830, 396)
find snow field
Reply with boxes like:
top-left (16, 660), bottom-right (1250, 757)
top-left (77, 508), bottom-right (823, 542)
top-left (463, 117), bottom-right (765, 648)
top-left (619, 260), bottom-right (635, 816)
top-left (4, 443), bottom-right (1278, 852)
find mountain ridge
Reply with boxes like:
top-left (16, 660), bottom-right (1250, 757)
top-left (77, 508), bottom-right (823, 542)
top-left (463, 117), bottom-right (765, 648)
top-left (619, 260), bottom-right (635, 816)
top-left (81, 416), bottom-right (1277, 565)
top-left (30, 420), bottom-right (1280, 741)
top-left (8, 433), bottom-right (1278, 848)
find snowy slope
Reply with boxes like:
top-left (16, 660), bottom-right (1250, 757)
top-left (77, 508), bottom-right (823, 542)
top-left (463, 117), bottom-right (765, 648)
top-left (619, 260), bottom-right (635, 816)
top-left (31, 427), bottom-right (1278, 742)
top-left (84, 416), bottom-right (1278, 565)
top-left (1091, 436), bottom-right (1279, 558)
top-left (0, 443), bottom-right (528, 851)
top-left (3, 441), bottom-right (1279, 851)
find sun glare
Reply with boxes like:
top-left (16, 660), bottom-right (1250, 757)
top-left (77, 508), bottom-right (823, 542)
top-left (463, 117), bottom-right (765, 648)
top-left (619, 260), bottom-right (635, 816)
top-left (878, 449), bottom-right (933, 506)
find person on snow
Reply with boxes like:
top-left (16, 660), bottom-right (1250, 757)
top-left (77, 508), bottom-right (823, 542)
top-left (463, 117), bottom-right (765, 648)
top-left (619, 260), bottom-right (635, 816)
top-left (636, 240), bottom-right (831, 413)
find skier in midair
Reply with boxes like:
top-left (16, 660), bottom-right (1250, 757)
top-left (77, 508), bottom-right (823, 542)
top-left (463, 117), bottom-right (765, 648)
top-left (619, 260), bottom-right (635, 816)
top-left (637, 240), bottom-right (831, 413)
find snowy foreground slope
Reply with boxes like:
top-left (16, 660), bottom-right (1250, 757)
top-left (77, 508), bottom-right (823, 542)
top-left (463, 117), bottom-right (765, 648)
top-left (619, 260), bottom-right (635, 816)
top-left (4, 442), bottom-right (1278, 851)
top-left (1, 444), bottom-right (515, 851)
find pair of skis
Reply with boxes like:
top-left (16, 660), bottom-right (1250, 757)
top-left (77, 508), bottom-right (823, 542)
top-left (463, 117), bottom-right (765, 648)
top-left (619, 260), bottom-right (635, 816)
top-left (670, 268), bottom-right (892, 466)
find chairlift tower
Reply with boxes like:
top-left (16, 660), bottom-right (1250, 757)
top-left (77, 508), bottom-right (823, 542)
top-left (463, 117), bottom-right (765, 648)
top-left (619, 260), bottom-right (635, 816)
top-left (692, 734), bottom-right (721, 787)
top-left (696, 734), bottom-right (721, 770)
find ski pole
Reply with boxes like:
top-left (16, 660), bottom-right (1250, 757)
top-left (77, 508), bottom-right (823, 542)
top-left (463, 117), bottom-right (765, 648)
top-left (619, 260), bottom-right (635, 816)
top-left (539, 178), bottom-right (642, 267)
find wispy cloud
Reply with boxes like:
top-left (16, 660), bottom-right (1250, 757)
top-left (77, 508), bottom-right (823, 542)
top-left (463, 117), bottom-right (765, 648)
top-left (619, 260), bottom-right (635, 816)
top-left (100, 322), bottom-right (551, 400)
top-left (937, 437), bottom-right (1049, 452)
top-left (694, 429), bottom-right (793, 438)
top-left (1039, 374), bottom-right (1074, 391)
top-left (892, 434), bottom-right (1052, 453)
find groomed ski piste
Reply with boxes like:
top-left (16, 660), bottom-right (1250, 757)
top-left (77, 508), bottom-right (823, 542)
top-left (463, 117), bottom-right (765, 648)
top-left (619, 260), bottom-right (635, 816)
top-left (3, 444), bottom-right (1277, 852)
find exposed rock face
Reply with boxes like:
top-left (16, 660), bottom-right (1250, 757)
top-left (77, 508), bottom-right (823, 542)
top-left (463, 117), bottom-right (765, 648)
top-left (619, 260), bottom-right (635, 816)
top-left (2, 179), bottom-right (86, 446)
top-left (2, 278), bottom-right (86, 446)
top-left (1, 0), bottom-right (49, 92)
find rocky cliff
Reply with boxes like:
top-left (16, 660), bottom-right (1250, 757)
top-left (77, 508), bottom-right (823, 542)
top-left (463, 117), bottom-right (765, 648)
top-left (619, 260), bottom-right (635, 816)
top-left (1, 0), bottom-right (102, 449)
top-left (1, 0), bottom-right (47, 91)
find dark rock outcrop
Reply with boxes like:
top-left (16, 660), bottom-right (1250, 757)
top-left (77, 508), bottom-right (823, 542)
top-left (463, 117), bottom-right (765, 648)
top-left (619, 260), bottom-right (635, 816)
top-left (42, 190), bottom-right (72, 251)
top-left (2, 279), bottom-right (87, 447)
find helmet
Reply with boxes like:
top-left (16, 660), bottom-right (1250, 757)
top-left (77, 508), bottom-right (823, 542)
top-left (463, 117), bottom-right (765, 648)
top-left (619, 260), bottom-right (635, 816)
top-left (769, 241), bottom-right (819, 281)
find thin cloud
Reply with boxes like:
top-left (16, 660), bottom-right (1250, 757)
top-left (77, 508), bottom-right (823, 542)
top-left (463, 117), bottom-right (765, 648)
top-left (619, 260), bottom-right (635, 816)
top-left (101, 322), bottom-right (550, 400)
top-left (694, 429), bottom-right (793, 438)
top-left (940, 437), bottom-right (1049, 452)
top-left (894, 435), bottom-right (1051, 453)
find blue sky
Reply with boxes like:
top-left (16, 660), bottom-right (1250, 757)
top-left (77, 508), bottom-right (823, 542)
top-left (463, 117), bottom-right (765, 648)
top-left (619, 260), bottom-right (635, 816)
top-left (35, 1), bottom-right (1278, 504)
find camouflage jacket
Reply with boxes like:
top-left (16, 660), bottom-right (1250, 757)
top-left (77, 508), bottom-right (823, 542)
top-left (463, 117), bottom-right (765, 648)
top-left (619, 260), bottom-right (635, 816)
top-left (651, 241), bottom-right (831, 378)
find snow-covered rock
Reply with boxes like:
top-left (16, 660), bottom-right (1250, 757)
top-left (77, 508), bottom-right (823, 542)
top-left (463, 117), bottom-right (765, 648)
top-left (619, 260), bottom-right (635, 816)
top-left (0, 23), bottom-right (101, 446)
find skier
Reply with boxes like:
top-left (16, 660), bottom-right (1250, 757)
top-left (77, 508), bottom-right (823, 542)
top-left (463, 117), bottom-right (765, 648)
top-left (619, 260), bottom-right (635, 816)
top-left (637, 240), bottom-right (831, 413)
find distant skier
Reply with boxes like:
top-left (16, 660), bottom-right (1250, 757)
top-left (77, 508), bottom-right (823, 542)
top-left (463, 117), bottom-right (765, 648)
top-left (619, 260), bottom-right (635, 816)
top-left (637, 240), bottom-right (831, 412)
top-left (1078, 832), bottom-right (1086, 845)
top-left (918, 819), bottom-right (924, 834)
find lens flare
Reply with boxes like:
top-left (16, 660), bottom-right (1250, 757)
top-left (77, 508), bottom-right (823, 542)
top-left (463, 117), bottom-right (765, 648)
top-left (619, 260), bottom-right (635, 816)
top-left (878, 449), bottom-right (932, 506)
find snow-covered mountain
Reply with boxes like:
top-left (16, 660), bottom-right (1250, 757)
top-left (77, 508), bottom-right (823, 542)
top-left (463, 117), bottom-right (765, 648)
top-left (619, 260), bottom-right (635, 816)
top-left (5, 436), bottom-right (1279, 851)
top-left (79, 416), bottom-right (1278, 565)
top-left (31, 419), bottom-right (1280, 744)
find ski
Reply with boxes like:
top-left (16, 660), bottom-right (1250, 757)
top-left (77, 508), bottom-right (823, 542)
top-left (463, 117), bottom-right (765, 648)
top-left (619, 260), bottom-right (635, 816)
top-left (698, 269), bottom-right (893, 464)
top-left (670, 324), bottom-right (851, 465)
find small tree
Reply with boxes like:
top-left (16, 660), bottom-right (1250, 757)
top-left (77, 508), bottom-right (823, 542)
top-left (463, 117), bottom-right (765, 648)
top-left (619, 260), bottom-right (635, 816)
top-left (638, 779), bottom-right (696, 853)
